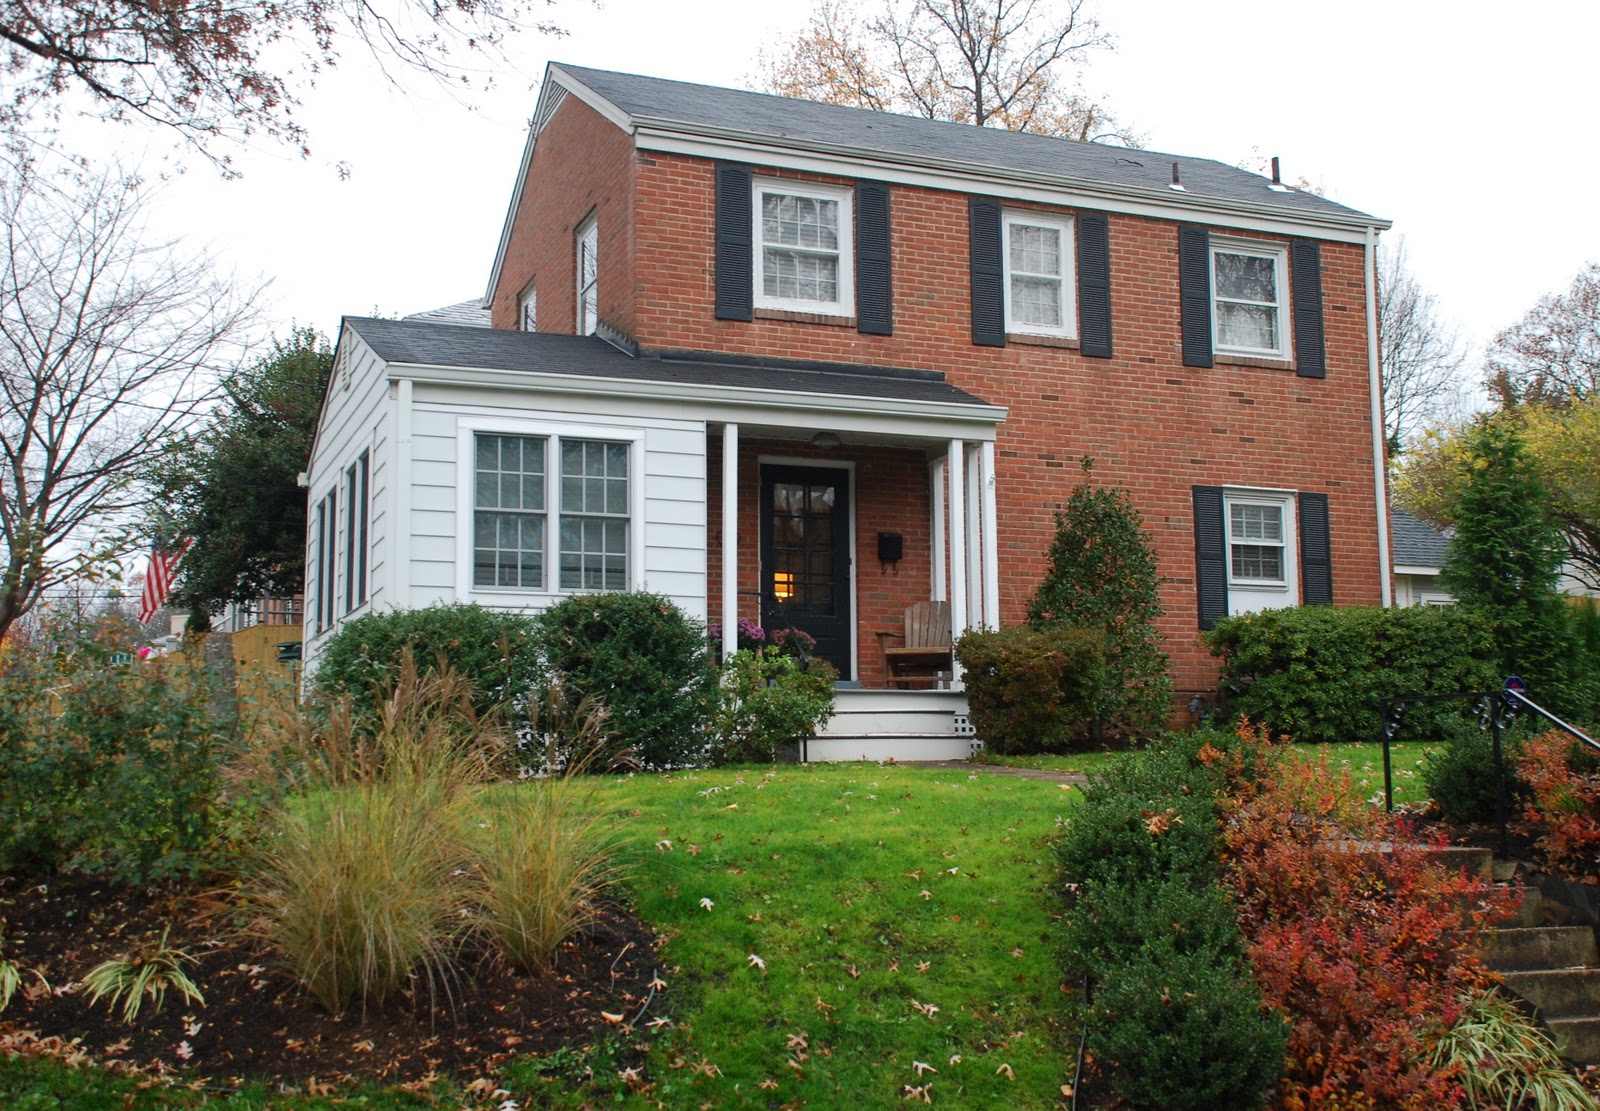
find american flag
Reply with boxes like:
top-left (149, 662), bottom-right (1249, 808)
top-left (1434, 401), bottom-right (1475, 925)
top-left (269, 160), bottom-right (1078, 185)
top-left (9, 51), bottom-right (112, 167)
top-left (138, 538), bottom-right (193, 624)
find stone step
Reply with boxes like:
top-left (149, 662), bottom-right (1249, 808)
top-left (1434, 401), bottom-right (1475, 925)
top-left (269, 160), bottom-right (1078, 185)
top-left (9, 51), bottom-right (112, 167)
top-left (1546, 1016), bottom-right (1600, 1066)
top-left (1495, 884), bottom-right (1546, 929)
top-left (1498, 968), bottom-right (1600, 1019)
top-left (1427, 845), bottom-right (1494, 880)
top-left (1488, 927), bottom-right (1599, 973)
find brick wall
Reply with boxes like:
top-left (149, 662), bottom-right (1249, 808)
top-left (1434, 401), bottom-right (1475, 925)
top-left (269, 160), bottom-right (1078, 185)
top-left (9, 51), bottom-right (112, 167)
top-left (494, 106), bottom-right (1384, 700)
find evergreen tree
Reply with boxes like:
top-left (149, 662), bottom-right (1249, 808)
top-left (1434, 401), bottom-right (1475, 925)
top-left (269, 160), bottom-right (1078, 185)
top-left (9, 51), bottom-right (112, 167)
top-left (1439, 419), bottom-right (1581, 712)
top-left (1028, 460), bottom-right (1171, 740)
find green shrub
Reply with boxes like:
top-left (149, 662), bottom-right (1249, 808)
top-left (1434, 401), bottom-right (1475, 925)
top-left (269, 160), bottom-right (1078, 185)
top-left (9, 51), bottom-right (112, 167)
top-left (1089, 944), bottom-right (1285, 1111)
top-left (1422, 716), bottom-right (1528, 824)
top-left (1027, 462), bottom-right (1172, 740)
top-left (709, 648), bottom-right (836, 765)
top-left (1064, 875), bottom-right (1241, 974)
top-left (468, 780), bottom-right (622, 974)
top-left (0, 649), bottom-right (232, 882)
top-left (954, 624), bottom-right (1105, 754)
top-left (1206, 604), bottom-right (1500, 744)
top-left (1055, 742), bottom-right (1225, 887)
top-left (536, 592), bottom-right (717, 769)
top-left (313, 603), bottom-right (541, 727)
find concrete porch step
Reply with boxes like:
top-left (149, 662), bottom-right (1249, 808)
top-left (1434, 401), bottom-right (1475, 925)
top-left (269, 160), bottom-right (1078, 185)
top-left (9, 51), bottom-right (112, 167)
top-left (1488, 927), bottom-right (1600, 973)
top-left (1546, 1016), bottom-right (1600, 1066)
top-left (1497, 968), bottom-right (1600, 1020)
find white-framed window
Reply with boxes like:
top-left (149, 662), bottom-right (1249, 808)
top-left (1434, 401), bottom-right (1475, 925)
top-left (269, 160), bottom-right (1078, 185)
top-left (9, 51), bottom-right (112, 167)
top-left (465, 423), bottom-right (636, 596)
top-left (1003, 211), bottom-right (1075, 338)
top-left (576, 216), bottom-right (598, 336)
top-left (519, 280), bottom-right (537, 332)
top-left (753, 179), bottom-right (854, 316)
top-left (1210, 237), bottom-right (1289, 359)
top-left (344, 452), bottom-right (369, 612)
top-left (1224, 488), bottom-right (1297, 612)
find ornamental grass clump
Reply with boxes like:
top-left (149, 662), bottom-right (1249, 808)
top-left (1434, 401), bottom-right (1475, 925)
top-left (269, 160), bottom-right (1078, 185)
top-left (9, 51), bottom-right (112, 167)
top-left (1432, 989), bottom-right (1597, 1111)
top-left (468, 778), bottom-right (623, 974)
top-left (80, 927), bottom-right (204, 1023)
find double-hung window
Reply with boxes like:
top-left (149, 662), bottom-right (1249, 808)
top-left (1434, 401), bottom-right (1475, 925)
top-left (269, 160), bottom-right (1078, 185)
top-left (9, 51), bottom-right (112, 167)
top-left (1227, 499), bottom-right (1286, 585)
top-left (754, 180), bottom-right (854, 316)
top-left (344, 452), bottom-right (368, 612)
top-left (1210, 238), bottom-right (1289, 359)
top-left (470, 431), bottom-right (630, 593)
top-left (576, 216), bottom-right (598, 335)
top-left (1003, 212), bottom-right (1075, 338)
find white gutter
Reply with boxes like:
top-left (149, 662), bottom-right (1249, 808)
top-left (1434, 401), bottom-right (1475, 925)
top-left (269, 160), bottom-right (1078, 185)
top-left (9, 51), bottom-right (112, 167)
top-left (1366, 225), bottom-right (1393, 607)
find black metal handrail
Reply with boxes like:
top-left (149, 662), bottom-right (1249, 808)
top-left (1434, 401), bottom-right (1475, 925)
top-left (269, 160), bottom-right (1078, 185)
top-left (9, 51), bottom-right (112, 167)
top-left (1381, 683), bottom-right (1600, 857)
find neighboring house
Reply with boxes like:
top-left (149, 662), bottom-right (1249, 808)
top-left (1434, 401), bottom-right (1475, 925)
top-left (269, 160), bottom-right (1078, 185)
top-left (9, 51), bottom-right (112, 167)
top-left (304, 64), bottom-right (1395, 759)
top-left (1391, 507), bottom-right (1454, 607)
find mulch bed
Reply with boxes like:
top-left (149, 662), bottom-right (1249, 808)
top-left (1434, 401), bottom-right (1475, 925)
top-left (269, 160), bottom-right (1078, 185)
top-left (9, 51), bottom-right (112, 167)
top-left (0, 873), bottom-right (664, 1093)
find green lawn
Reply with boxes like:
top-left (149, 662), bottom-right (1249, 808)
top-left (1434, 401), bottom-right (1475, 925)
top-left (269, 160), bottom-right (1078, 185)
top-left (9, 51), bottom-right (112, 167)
top-left (0, 763), bottom-right (1080, 1109)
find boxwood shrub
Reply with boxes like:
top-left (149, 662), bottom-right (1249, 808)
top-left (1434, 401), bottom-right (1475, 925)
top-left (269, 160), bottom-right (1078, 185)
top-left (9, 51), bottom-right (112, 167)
top-left (1205, 604), bottom-right (1499, 744)
top-left (954, 624), bottom-right (1105, 754)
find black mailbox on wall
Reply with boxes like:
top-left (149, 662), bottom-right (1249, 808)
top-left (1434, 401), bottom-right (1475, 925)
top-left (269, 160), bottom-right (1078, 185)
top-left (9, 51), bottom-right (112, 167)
top-left (878, 532), bottom-right (903, 564)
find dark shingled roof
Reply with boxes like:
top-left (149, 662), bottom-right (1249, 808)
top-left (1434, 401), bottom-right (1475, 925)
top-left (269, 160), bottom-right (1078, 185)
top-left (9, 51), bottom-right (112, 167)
top-left (403, 300), bottom-right (491, 328)
top-left (555, 64), bottom-right (1379, 226)
top-left (1391, 507), bottom-right (1451, 568)
top-left (344, 317), bottom-right (998, 409)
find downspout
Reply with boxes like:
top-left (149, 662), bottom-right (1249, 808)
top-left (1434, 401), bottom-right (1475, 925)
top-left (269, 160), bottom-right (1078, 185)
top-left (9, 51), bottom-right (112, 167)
top-left (1365, 225), bottom-right (1394, 607)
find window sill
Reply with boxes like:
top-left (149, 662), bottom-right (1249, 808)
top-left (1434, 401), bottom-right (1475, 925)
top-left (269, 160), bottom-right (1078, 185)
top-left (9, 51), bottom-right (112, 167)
top-left (755, 308), bottom-right (855, 327)
top-left (1007, 331), bottom-right (1080, 351)
top-left (1215, 353), bottom-right (1294, 372)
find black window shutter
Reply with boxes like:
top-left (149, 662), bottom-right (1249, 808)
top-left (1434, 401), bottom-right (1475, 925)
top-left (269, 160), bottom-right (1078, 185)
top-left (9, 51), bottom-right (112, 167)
top-left (1179, 225), bottom-right (1213, 368)
top-left (856, 181), bottom-right (893, 335)
top-left (969, 196), bottom-right (1005, 347)
top-left (1193, 485), bottom-right (1228, 629)
top-left (1291, 240), bottom-right (1326, 378)
top-left (714, 163), bottom-right (753, 322)
top-left (1299, 492), bottom-right (1333, 605)
top-left (1077, 211), bottom-right (1113, 358)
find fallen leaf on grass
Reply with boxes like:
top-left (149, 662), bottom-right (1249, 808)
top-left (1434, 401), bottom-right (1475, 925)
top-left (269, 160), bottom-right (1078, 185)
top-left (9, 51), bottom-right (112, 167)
top-left (919, 890), bottom-right (932, 900)
top-left (601, 1011), bottom-right (626, 1024)
top-left (910, 1000), bottom-right (940, 1020)
top-left (655, 839), bottom-right (673, 852)
top-left (175, 1041), bottom-right (194, 1061)
top-left (699, 897), bottom-right (714, 911)
top-left (646, 1017), bottom-right (673, 1028)
top-left (995, 1063), bottom-right (1014, 1079)
top-left (916, 961), bottom-right (930, 973)
top-left (912, 1061), bottom-right (938, 1076)
top-left (903, 1083), bottom-right (933, 1102)
top-left (748, 953), bottom-right (767, 974)
top-left (759, 1078), bottom-right (779, 1090)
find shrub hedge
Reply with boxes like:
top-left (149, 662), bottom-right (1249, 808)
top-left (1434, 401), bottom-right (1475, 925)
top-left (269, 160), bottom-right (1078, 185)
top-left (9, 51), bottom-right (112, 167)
top-left (1205, 604), bottom-right (1500, 744)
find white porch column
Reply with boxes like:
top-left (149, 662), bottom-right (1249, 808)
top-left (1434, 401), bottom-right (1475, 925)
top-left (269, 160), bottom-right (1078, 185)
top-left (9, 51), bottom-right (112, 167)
top-left (965, 444), bottom-right (983, 629)
top-left (981, 440), bottom-right (1000, 629)
top-left (929, 459), bottom-right (947, 603)
top-left (721, 423), bottom-right (739, 662)
top-left (947, 440), bottom-right (968, 681)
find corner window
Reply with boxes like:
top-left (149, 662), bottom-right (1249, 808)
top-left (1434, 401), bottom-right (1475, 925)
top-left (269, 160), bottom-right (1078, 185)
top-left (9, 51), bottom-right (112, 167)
top-left (519, 280), bottom-right (537, 332)
top-left (1003, 212), bottom-right (1075, 337)
top-left (576, 216), bottom-right (598, 336)
top-left (754, 180), bottom-right (854, 316)
top-left (470, 431), bottom-right (630, 593)
top-left (1211, 239), bottom-right (1288, 358)
top-left (320, 487), bottom-right (337, 631)
top-left (344, 453), bottom-right (368, 612)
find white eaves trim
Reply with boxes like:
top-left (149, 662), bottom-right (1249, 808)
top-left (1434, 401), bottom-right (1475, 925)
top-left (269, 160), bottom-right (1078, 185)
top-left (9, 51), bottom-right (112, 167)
top-left (385, 361), bottom-right (1007, 438)
top-left (1393, 563), bottom-right (1442, 577)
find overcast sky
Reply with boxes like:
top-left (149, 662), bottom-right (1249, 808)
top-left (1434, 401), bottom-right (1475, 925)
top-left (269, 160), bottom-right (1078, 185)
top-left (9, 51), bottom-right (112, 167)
top-left (79, 0), bottom-right (1600, 400)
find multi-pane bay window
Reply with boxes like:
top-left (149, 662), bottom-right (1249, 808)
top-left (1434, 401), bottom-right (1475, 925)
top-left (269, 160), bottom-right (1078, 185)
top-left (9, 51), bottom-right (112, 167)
top-left (471, 431), bottom-right (629, 592)
top-left (1211, 238), bottom-right (1288, 358)
top-left (754, 180), bottom-right (853, 315)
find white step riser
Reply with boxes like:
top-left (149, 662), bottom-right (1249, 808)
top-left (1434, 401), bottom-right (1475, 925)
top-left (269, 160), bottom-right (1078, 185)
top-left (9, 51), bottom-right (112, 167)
top-left (831, 691), bottom-right (969, 713)
top-left (803, 736), bottom-right (976, 763)
top-left (820, 710), bottom-right (962, 736)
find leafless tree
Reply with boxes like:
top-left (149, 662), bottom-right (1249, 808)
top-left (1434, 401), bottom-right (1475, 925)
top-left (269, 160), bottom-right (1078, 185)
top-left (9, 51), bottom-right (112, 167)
top-left (760, 0), bottom-right (1137, 143)
top-left (0, 154), bottom-right (254, 643)
top-left (1485, 261), bottom-right (1600, 408)
top-left (0, 0), bottom-right (566, 168)
top-left (1378, 237), bottom-right (1468, 452)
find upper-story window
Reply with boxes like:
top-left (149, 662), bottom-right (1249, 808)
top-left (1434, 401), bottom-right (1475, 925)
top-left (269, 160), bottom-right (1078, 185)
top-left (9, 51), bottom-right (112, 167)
top-left (576, 216), bottom-right (598, 335)
top-left (519, 280), bottom-right (537, 332)
top-left (1211, 238), bottom-right (1289, 359)
top-left (754, 179), bottom-right (854, 316)
top-left (1003, 211), bottom-right (1076, 338)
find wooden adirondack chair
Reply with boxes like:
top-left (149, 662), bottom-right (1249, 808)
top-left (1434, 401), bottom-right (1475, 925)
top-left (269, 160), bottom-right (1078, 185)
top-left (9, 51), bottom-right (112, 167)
top-left (876, 600), bottom-right (953, 688)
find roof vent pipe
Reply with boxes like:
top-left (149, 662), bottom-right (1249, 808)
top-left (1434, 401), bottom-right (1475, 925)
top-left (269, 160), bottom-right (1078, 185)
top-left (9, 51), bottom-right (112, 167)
top-left (1169, 162), bottom-right (1186, 192)
top-left (1268, 155), bottom-right (1293, 192)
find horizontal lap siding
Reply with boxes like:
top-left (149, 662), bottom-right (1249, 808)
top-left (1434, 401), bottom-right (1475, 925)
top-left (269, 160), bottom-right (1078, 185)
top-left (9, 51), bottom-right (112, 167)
top-left (406, 398), bottom-right (706, 617)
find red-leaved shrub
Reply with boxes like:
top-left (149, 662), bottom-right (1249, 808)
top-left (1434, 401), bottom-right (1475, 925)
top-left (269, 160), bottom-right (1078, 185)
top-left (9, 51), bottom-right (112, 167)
top-left (1220, 750), bottom-right (1515, 1111)
top-left (1516, 728), bottom-right (1600, 878)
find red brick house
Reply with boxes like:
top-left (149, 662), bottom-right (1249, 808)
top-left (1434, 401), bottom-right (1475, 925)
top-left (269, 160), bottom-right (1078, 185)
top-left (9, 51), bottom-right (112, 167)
top-left (304, 63), bottom-right (1394, 758)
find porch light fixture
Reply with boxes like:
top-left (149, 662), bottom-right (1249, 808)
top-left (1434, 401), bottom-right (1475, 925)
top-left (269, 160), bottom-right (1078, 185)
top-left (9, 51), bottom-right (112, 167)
top-left (773, 571), bottom-right (795, 601)
top-left (810, 431), bottom-right (842, 450)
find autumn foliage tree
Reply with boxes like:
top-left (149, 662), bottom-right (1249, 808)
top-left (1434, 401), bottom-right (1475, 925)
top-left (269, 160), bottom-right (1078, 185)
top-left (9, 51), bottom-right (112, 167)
top-left (1486, 261), bottom-right (1600, 407)
top-left (0, 0), bottom-right (566, 165)
top-left (759, 0), bottom-right (1134, 141)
